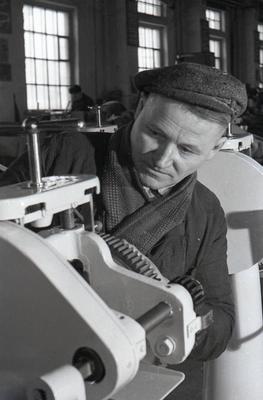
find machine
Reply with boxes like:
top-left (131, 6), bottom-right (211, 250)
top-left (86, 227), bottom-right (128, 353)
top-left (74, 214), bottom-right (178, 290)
top-left (199, 129), bottom-right (263, 400)
top-left (0, 119), bottom-right (211, 400)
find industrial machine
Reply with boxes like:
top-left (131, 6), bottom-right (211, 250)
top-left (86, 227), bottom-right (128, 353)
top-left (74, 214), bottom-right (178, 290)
top-left (0, 120), bottom-right (210, 400)
top-left (199, 130), bottom-right (263, 400)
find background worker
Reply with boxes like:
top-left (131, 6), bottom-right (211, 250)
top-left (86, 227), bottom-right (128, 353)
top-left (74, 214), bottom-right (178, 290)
top-left (69, 84), bottom-right (94, 111)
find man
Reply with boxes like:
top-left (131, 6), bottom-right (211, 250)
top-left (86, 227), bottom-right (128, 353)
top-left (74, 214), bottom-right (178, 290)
top-left (69, 84), bottom-right (94, 111)
top-left (1, 63), bottom-right (247, 399)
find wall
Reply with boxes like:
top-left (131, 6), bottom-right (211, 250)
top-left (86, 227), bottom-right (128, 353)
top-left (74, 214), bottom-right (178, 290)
top-left (236, 7), bottom-right (258, 85)
top-left (0, 0), bottom-right (26, 122)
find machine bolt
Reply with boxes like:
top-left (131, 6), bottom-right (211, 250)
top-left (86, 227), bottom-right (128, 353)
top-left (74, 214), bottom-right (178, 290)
top-left (155, 336), bottom-right (176, 357)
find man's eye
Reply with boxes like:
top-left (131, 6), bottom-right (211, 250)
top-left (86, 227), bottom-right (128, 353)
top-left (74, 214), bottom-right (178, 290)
top-left (179, 146), bottom-right (191, 153)
top-left (150, 130), bottom-right (159, 137)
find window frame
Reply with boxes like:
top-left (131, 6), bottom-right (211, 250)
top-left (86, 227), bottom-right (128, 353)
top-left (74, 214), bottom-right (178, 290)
top-left (23, 1), bottom-right (75, 111)
top-left (138, 23), bottom-right (165, 71)
top-left (206, 6), bottom-right (227, 72)
top-left (257, 23), bottom-right (263, 88)
top-left (137, 0), bottom-right (166, 18)
top-left (137, 0), bottom-right (168, 72)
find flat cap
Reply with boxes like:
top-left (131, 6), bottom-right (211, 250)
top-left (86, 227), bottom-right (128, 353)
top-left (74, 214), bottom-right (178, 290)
top-left (134, 63), bottom-right (247, 118)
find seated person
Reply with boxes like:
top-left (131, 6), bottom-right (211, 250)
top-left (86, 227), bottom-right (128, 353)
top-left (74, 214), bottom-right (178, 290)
top-left (101, 100), bottom-right (134, 127)
top-left (69, 84), bottom-right (94, 111)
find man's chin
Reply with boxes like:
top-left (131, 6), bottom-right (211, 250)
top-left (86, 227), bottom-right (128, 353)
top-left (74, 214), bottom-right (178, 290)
top-left (139, 173), bottom-right (175, 191)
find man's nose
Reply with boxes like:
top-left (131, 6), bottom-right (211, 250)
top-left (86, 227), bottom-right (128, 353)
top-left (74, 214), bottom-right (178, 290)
top-left (155, 142), bottom-right (176, 168)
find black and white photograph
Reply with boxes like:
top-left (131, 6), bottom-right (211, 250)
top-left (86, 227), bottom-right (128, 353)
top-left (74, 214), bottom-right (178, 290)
top-left (0, 1), bottom-right (262, 400)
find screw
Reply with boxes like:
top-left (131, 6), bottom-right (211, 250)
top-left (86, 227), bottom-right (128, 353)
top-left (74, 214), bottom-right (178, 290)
top-left (155, 336), bottom-right (176, 357)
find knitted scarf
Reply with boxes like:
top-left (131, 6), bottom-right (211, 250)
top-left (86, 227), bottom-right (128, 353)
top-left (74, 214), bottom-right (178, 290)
top-left (101, 125), bottom-right (196, 255)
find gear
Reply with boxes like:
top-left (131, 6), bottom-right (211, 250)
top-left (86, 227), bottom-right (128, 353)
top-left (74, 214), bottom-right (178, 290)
top-left (170, 275), bottom-right (205, 311)
top-left (100, 233), bottom-right (165, 282)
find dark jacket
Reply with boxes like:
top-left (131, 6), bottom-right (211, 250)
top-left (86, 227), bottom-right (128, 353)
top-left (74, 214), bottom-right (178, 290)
top-left (71, 93), bottom-right (94, 111)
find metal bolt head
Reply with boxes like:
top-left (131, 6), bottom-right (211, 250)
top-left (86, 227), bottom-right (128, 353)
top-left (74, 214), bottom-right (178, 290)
top-left (155, 336), bottom-right (176, 357)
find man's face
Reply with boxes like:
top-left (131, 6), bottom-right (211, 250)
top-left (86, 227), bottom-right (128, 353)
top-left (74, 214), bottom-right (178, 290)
top-left (131, 94), bottom-right (227, 190)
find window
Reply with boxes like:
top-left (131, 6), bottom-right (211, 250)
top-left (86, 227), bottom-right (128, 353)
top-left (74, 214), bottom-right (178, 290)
top-left (23, 4), bottom-right (72, 110)
top-left (258, 24), bottom-right (263, 87)
top-left (209, 39), bottom-right (222, 70)
top-left (258, 23), bottom-right (263, 41)
top-left (206, 7), bottom-right (227, 71)
top-left (137, 0), bottom-right (167, 72)
top-left (137, 0), bottom-right (166, 17)
top-left (206, 8), bottom-right (224, 31)
top-left (138, 26), bottom-right (162, 71)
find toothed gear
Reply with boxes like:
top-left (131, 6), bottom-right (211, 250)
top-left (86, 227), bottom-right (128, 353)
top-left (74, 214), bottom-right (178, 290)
top-left (100, 233), bottom-right (165, 282)
top-left (170, 275), bottom-right (205, 311)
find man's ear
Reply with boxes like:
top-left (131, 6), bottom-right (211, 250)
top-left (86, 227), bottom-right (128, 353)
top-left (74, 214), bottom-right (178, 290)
top-left (206, 136), bottom-right (227, 160)
top-left (134, 92), bottom-right (148, 119)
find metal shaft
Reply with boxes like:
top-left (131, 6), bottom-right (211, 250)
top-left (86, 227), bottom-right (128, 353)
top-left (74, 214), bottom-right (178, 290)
top-left (96, 106), bottom-right (102, 127)
top-left (27, 130), bottom-right (43, 189)
top-left (137, 302), bottom-right (173, 334)
top-left (60, 208), bottom-right (75, 229)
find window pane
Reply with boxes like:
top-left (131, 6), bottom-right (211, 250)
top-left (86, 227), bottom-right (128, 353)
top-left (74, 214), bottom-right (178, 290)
top-left (154, 50), bottom-right (160, 67)
top-left (153, 30), bottom-right (160, 48)
top-left (48, 61), bottom-right (59, 84)
top-left (37, 85), bottom-right (49, 109)
top-left (137, 0), bottom-right (163, 17)
top-left (24, 32), bottom-right (34, 57)
top-left (59, 38), bottom-right (69, 60)
top-left (25, 59), bottom-right (35, 84)
top-left (258, 24), bottom-right (263, 41)
top-left (60, 86), bottom-right (70, 109)
top-left (27, 85), bottom-right (37, 109)
top-left (145, 28), bottom-right (153, 47)
top-left (214, 42), bottom-right (220, 57)
top-left (146, 4), bottom-right (154, 15)
top-left (60, 61), bottom-right (70, 84)
top-left (34, 33), bottom-right (47, 58)
top-left (209, 40), bottom-right (220, 58)
top-left (33, 7), bottom-right (45, 33)
top-left (23, 5), bottom-right (33, 30)
top-left (139, 27), bottom-right (145, 47)
top-left (58, 12), bottom-right (69, 36)
top-left (46, 10), bottom-right (57, 34)
top-left (47, 35), bottom-right (58, 60)
top-left (146, 49), bottom-right (153, 68)
top-left (260, 49), bottom-right (263, 65)
top-left (138, 48), bottom-right (146, 69)
top-left (49, 86), bottom-right (61, 109)
top-left (215, 59), bottom-right (221, 69)
top-left (36, 60), bottom-right (47, 84)
top-left (206, 8), bottom-right (222, 31)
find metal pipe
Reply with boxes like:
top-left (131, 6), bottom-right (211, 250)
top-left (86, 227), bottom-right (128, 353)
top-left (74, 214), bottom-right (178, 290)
top-left (137, 302), bottom-right (173, 334)
top-left (26, 129), bottom-right (43, 189)
top-left (60, 208), bottom-right (75, 229)
top-left (96, 106), bottom-right (102, 128)
top-left (36, 118), bottom-right (81, 131)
